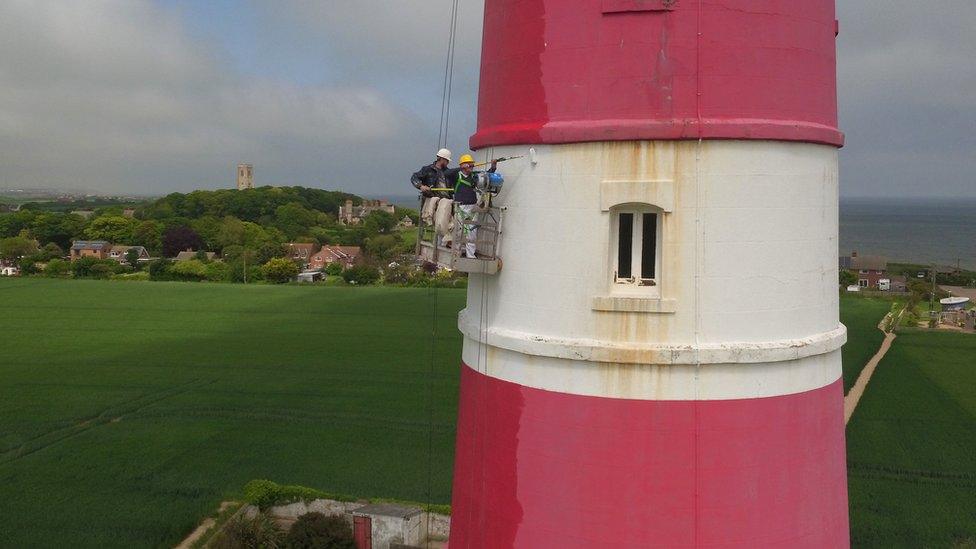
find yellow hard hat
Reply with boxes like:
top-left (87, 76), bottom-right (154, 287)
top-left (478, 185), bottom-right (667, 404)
top-left (459, 154), bottom-right (475, 165)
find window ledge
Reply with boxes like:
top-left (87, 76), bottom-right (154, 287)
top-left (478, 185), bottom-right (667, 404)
top-left (591, 296), bottom-right (677, 314)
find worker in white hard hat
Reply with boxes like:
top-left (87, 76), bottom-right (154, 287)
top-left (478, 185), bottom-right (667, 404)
top-left (412, 149), bottom-right (455, 245)
top-left (411, 148), bottom-right (453, 198)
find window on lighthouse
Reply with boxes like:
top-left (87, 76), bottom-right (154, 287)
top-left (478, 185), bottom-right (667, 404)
top-left (612, 207), bottom-right (659, 288)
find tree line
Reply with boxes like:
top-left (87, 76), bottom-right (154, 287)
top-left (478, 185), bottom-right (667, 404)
top-left (0, 186), bottom-right (451, 286)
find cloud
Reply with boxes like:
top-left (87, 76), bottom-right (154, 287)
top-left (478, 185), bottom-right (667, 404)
top-left (1, 1), bottom-right (972, 199)
top-left (837, 1), bottom-right (976, 197)
top-left (0, 0), bottom-right (422, 195)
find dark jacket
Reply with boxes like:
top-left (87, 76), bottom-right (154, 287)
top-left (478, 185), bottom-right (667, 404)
top-left (447, 166), bottom-right (496, 206)
top-left (411, 163), bottom-right (452, 198)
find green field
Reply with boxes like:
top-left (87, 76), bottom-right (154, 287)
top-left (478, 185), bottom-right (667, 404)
top-left (840, 295), bottom-right (894, 392)
top-left (0, 278), bottom-right (465, 548)
top-left (847, 330), bottom-right (976, 547)
top-left (3, 279), bottom-right (972, 547)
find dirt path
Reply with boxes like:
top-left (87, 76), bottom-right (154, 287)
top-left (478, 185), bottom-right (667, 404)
top-left (175, 501), bottom-right (236, 549)
top-left (844, 312), bottom-right (899, 425)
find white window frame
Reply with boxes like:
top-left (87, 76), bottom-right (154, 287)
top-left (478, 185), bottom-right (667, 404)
top-left (610, 204), bottom-right (662, 296)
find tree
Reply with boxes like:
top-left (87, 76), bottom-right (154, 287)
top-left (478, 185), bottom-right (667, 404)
top-left (839, 270), bottom-right (857, 287)
top-left (125, 248), bottom-right (142, 269)
top-left (162, 226), bottom-right (204, 257)
top-left (363, 210), bottom-right (397, 235)
top-left (274, 202), bottom-right (318, 240)
top-left (131, 220), bottom-right (162, 253)
top-left (262, 257), bottom-right (299, 283)
top-left (39, 242), bottom-right (64, 261)
top-left (29, 213), bottom-right (80, 249)
top-left (216, 216), bottom-right (247, 249)
top-left (364, 234), bottom-right (400, 262)
top-left (191, 216), bottom-right (222, 251)
top-left (0, 236), bottom-right (38, 260)
top-left (84, 216), bottom-right (136, 243)
top-left (0, 211), bottom-right (35, 238)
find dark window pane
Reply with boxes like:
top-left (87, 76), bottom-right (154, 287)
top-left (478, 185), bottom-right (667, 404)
top-left (617, 213), bottom-right (633, 278)
top-left (641, 213), bottom-right (657, 279)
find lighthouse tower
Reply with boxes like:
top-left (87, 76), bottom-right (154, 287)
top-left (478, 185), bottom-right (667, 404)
top-left (449, 1), bottom-right (849, 547)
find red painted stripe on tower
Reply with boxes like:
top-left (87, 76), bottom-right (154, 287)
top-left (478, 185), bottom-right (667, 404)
top-left (472, 0), bottom-right (843, 149)
top-left (448, 363), bottom-right (850, 547)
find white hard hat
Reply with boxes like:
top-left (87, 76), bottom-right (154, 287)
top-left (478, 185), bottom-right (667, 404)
top-left (436, 148), bottom-right (452, 162)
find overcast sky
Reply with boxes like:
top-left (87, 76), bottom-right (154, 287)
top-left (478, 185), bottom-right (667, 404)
top-left (0, 1), bottom-right (973, 199)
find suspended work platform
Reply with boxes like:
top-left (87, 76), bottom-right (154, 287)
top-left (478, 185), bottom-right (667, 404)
top-left (416, 202), bottom-right (503, 275)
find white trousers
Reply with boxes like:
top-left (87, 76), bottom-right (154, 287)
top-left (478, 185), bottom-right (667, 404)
top-left (421, 196), bottom-right (440, 225)
top-left (434, 199), bottom-right (454, 245)
top-left (455, 204), bottom-right (479, 258)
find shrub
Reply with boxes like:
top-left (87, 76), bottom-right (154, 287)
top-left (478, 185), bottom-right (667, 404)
top-left (263, 257), bottom-right (299, 284)
top-left (169, 259), bottom-right (208, 281)
top-left (43, 258), bottom-right (70, 277)
top-left (205, 260), bottom-right (231, 282)
top-left (284, 513), bottom-right (355, 549)
top-left (211, 512), bottom-right (284, 549)
top-left (230, 261), bottom-right (265, 283)
top-left (341, 265), bottom-right (380, 286)
top-left (147, 258), bottom-right (172, 280)
top-left (324, 262), bottom-right (343, 276)
top-left (71, 257), bottom-right (123, 278)
top-left (243, 480), bottom-right (355, 510)
top-left (18, 257), bottom-right (39, 275)
top-left (243, 479), bottom-right (281, 510)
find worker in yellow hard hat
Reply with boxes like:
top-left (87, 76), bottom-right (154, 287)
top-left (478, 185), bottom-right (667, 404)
top-left (446, 153), bottom-right (497, 259)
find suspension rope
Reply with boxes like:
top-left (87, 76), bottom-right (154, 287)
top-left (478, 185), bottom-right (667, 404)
top-left (425, 1), bottom-right (461, 546)
top-left (437, 0), bottom-right (462, 148)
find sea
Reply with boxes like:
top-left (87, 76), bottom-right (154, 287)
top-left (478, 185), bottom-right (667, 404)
top-left (840, 198), bottom-right (976, 270)
top-left (386, 194), bottom-right (976, 270)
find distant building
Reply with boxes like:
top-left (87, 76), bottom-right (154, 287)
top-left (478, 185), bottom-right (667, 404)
top-left (338, 199), bottom-right (395, 225)
top-left (309, 245), bottom-right (361, 271)
top-left (122, 208), bottom-right (136, 218)
top-left (173, 250), bottom-right (216, 262)
top-left (70, 241), bottom-right (111, 261)
top-left (284, 243), bottom-right (318, 268)
top-left (296, 271), bottom-right (323, 283)
top-left (71, 210), bottom-right (95, 219)
top-left (1, 265), bottom-right (20, 276)
top-left (840, 251), bottom-right (888, 288)
top-left (108, 245), bottom-right (150, 264)
top-left (398, 215), bottom-right (415, 228)
top-left (889, 275), bottom-right (907, 292)
top-left (237, 163), bottom-right (254, 190)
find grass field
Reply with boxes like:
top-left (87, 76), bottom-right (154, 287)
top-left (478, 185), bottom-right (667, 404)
top-left (840, 295), bottom-right (894, 392)
top-left (3, 279), bottom-right (970, 547)
top-left (846, 330), bottom-right (976, 547)
top-left (0, 278), bottom-right (465, 548)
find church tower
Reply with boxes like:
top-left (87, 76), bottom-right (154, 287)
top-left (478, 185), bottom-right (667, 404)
top-left (237, 163), bottom-right (253, 190)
